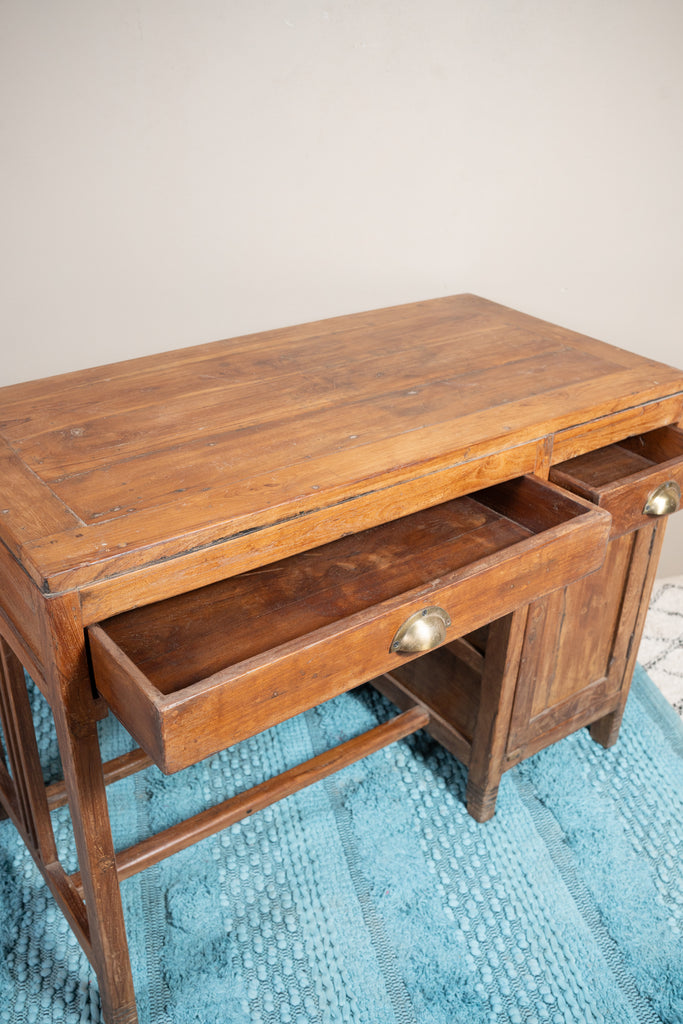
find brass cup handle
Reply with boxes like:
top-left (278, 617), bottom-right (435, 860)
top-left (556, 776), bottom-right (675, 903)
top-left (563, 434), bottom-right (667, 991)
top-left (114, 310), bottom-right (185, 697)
top-left (643, 480), bottom-right (681, 517)
top-left (390, 606), bottom-right (451, 654)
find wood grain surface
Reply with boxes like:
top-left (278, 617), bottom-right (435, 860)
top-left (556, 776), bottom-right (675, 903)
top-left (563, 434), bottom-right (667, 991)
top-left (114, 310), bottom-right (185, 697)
top-left (1, 294), bottom-right (682, 608)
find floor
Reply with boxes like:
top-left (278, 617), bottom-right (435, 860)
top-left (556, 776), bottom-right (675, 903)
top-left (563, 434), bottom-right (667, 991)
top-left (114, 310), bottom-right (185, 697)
top-left (641, 574), bottom-right (683, 718)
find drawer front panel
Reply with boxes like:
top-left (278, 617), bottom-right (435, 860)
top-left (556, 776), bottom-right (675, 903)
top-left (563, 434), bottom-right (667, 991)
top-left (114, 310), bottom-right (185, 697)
top-left (550, 426), bottom-right (683, 536)
top-left (88, 477), bottom-right (611, 773)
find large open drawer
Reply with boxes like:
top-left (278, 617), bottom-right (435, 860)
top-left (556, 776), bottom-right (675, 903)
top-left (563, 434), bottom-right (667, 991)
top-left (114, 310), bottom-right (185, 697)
top-left (88, 476), bottom-right (611, 773)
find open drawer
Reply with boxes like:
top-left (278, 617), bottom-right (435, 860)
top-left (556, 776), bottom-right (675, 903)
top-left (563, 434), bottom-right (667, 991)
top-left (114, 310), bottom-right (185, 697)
top-left (550, 425), bottom-right (683, 537)
top-left (88, 476), bottom-right (610, 773)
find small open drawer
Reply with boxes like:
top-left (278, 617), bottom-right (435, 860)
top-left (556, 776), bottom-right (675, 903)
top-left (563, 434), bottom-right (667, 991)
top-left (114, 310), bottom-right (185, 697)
top-left (550, 426), bottom-right (683, 537)
top-left (88, 476), bottom-right (610, 774)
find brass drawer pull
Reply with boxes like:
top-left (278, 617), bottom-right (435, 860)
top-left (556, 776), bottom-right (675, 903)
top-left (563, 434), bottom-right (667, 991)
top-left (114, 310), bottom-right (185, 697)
top-left (390, 607), bottom-right (451, 654)
top-left (643, 480), bottom-right (681, 517)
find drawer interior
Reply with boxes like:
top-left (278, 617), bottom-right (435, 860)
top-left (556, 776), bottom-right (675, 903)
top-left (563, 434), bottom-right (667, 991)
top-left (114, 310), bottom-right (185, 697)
top-left (553, 444), bottom-right (653, 490)
top-left (89, 475), bottom-right (609, 773)
top-left (551, 425), bottom-right (683, 496)
top-left (549, 425), bottom-right (683, 535)
top-left (94, 480), bottom-right (568, 698)
top-left (381, 631), bottom-right (488, 748)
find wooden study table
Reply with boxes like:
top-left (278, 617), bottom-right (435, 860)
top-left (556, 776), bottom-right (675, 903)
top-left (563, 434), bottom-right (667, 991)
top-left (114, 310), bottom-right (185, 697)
top-left (1, 294), bottom-right (682, 1023)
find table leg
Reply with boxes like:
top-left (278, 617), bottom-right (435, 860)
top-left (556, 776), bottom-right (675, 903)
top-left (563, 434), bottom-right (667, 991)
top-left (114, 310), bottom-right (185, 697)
top-left (466, 607), bottom-right (528, 822)
top-left (590, 519), bottom-right (666, 749)
top-left (43, 597), bottom-right (139, 1024)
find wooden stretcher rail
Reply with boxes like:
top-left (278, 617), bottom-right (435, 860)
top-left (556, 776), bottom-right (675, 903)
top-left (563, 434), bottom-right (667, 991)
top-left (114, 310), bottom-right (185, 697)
top-left (70, 705), bottom-right (430, 898)
top-left (46, 747), bottom-right (154, 811)
top-left (0, 757), bottom-right (92, 957)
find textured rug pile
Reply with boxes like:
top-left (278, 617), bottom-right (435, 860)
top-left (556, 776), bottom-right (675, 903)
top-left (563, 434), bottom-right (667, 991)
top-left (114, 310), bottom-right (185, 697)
top-left (1, 664), bottom-right (682, 1024)
top-left (640, 575), bottom-right (683, 717)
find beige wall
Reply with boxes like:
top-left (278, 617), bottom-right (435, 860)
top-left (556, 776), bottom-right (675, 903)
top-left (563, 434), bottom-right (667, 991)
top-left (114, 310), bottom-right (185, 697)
top-left (2, 1), bottom-right (682, 572)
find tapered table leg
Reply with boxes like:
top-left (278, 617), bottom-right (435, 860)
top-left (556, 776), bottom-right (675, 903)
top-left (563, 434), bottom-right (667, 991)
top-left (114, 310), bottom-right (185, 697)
top-left (466, 608), bottom-right (528, 822)
top-left (590, 521), bottom-right (666, 750)
top-left (43, 596), bottom-right (139, 1024)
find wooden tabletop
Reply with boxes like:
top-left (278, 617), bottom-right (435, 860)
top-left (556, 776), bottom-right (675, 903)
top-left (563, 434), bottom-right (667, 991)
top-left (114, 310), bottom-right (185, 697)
top-left (1, 294), bottom-right (682, 617)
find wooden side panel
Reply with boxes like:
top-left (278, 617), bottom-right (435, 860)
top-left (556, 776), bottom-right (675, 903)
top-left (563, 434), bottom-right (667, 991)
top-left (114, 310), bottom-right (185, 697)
top-left (88, 627), bottom-right (166, 769)
top-left (619, 424), bottom-right (683, 463)
top-left (0, 541), bottom-right (48, 691)
top-left (385, 645), bottom-right (481, 744)
top-left (0, 639), bottom-right (58, 860)
top-left (507, 522), bottom-right (660, 760)
top-left (536, 534), bottom-right (634, 716)
top-left (590, 520), bottom-right (666, 747)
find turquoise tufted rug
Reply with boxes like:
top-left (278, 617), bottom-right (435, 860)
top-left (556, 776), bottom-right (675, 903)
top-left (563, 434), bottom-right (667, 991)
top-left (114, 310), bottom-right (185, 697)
top-left (1, 664), bottom-right (682, 1024)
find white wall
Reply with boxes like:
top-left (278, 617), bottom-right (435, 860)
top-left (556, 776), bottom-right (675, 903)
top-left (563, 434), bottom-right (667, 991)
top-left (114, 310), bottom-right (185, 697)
top-left (1, 0), bottom-right (682, 572)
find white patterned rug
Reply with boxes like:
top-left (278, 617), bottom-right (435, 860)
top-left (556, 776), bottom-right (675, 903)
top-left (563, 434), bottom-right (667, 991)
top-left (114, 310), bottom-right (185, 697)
top-left (641, 575), bottom-right (683, 718)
